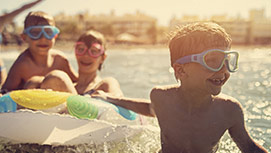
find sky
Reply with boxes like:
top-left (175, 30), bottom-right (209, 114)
top-left (1, 0), bottom-right (270, 26)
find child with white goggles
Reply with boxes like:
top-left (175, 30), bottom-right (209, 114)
top-left (23, 25), bottom-right (59, 40)
top-left (175, 49), bottom-right (239, 72)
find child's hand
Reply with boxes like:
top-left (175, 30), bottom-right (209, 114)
top-left (91, 90), bottom-right (108, 101)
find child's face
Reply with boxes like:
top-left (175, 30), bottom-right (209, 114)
top-left (176, 48), bottom-right (237, 95)
top-left (22, 22), bottom-right (58, 55)
top-left (75, 42), bottom-right (106, 73)
top-left (185, 61), bottom-right (230, 95)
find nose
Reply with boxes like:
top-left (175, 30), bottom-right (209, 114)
top-left (39, 33), bottom-right (48, 41)
top-left (82, 50), bottom-right (90, 57)
top-left (219, 62), bottom-right (229, 73)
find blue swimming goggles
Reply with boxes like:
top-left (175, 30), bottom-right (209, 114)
top-left (175, 49), bottom-right (239, 72)
top-left (23, 25), bottom-right (60, 40)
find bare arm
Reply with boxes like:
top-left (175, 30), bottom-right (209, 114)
top-left (63, 59), bottom-right (78, 83)
top-left (95, 77), bottom-right (123, 97)
top-left (92, 90), bottom-right (155, 117)
top-left (228, 102), bottom-right (268, 153)
top-left (1, 62), bottom-right (24, 91)
top-left (56, 52), bottom-right (78, 83)
top-left (0, 0), bottom-right (43, 31)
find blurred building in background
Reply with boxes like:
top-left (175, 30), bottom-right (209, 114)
top-left (249, 9), bottom-right (271, 44)
top-left (169, 8), bottom-right (271, 45)
top-left (54, 10), bottom-right (157, 45)
top-left (1, 8), bottom-right (270, 46)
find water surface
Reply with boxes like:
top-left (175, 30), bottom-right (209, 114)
top-left (1, 46), bottom-right (270, 152)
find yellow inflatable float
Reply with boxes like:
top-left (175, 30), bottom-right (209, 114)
top-left (9, 89), bottom-right (72, 110)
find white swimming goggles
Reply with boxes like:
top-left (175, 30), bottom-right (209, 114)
top-left (175, 49), bottom-right (239, 72)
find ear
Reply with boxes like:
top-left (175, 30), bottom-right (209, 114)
top-left (173, 63), bottom-right (187, 80)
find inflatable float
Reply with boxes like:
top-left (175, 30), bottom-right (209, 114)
top-left (0, 89), bottom-right (137, 120)
top-left (0, 89), bottom-right (150, 146)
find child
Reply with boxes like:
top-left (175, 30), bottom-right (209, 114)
top-left (93, 22), bottom-right (267, 152)
top-left (1, 11), bottom-right (78, 92)
top-left (47, 30), bottom-right (123, 96)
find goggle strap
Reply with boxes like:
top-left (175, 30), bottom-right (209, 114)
top-left (175, 55), bottom-right (192, 64)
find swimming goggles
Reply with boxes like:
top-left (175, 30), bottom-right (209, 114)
top-left (23, 25), bottom-right (60, 40)
top-left (75, 42), bottom-right (104, 58)
top-left (175, 49), bottom-right (239, 72)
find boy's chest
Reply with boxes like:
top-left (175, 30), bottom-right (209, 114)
top-left (23, 66), bottom-right (51, 77)
top-left (157, 106), bottom-right (229, 152)
top-left (23, 62), bottom-right (62, 79)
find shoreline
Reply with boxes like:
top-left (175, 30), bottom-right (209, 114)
top-left (0, 42), bottom-right (168, 52)
top-left (1, 41), bottom-right (271, 52)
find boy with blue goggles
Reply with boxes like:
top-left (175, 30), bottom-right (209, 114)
top-left (175, 48), bottom-right (239, 72)
top-left (23, 25), bottom-right (60, 40)
top-left (2, 11), bottom-right (78, 93)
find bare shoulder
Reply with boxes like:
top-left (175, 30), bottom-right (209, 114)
top-left (96, 77), bottom-right (123, 96)
top-left (11, 51), bottom-right (32, 69)
top-left (50, 49), bottom-right (68, 59)
top-left (102, 77), bottom-right (119, 84)
top-left (215, 93), bottom-right (241, 106)
top-left (214, 93), bottom-right (243, 116)
top-left (150, 84), bottom-right (179, 101)
top-left (50, 49), bottom-right (66, 56)
top-left (50, 49), bottom-right (70, 64)
top-left (97, 77), bottom-right (118, 86)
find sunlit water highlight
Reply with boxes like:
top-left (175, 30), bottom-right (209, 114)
top-left (1, 47), bottom-right (270, 152)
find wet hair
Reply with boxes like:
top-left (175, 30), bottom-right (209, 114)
top-left (168, 22), bottom-right (232, 67)
top-left (24, 11), bottom-right (55, 29)
top-left (77, 30), bottom-right (106, 70)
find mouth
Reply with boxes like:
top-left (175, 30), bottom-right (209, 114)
top-left (37, 44), bottom-right (49, 48)
top-left (80, 61), bottom-right (92, 66)
top-left (208, 77), bottom-right (227, 86)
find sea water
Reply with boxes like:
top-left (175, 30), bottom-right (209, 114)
top-left (1, 46), bottom-right (271, 152)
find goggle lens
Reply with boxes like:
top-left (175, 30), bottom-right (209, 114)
top-left (29, 28), bottom-right (42, 38)
top-left (227, 53), bottom-right (238, 72)
top-left (204, 50), bottom-right (238, 72)
top-left (75, 43), bottom-right (87, 55)
top-left (44, 27), bottom-right (54, 37)
top-left (204, 51), bottom-right (225, 70)
top-left (90, 43), bottom-right (103, 56)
